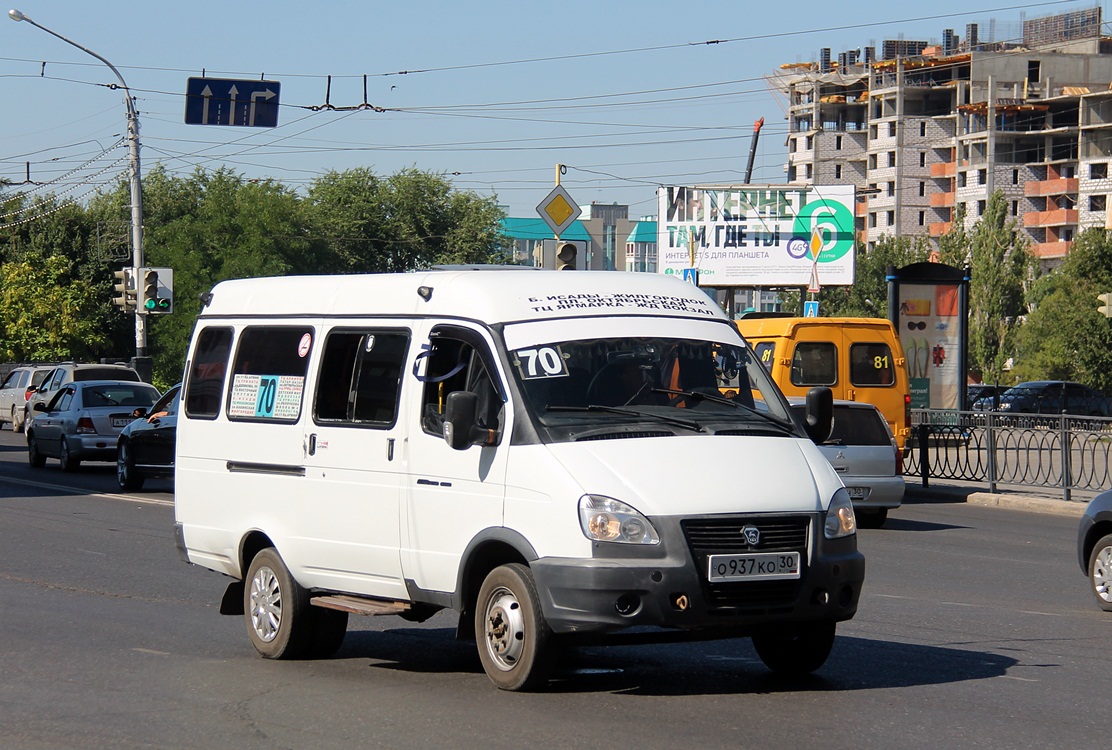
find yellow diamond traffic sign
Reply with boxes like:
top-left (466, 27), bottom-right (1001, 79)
top-left (537, 184), bottom-right (582, 236)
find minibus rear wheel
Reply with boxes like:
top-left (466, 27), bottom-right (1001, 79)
top-left (244, 547), bottom-right (314, 659)
top-left (475, 563), bottom-right (554, 691)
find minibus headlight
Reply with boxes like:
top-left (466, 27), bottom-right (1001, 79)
top-left (578, 495), bottom-right (660, 545)
top-left (824, 488), bottom-right (857, 539)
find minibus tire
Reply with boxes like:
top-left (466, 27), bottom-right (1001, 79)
top-left (752, 620), bottom-right (836, 675)
top-left (475, 563), bottom-right (554, 691)
top-left (244, 548), bottom-right (313, 659)
top-left (308, 608), bottom-right (349, 658)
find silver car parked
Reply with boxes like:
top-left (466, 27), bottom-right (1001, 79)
top-left (0, 364), bottom-right (55, 432)
top-left (791, 399), bottom-right (905, 528)
top-left (27, 380), bottom-right (160, 472)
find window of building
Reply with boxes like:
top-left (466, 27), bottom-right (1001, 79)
top-left (869, 154), bottom-right (878, 169)
top-left (869, 124), bottom-right (878, 139)
top-left (1090, 195), bottom-right (1107, 212)
top-left (887, 181), bottom-right (895, 196)
top-left (887, 210), bottom-right (895, 225)
top-left (835, 135), bottom-right (843, 150)
top-left (959, 172), bottom-right (967, 188)
top-left (1013, 168), bottom-right (1020, 184)
top-left (888, 151), bottom-right (896, 167)
top-left (835, 164), bottom-right (842, 179)
top-left (185, 327), bottom-right (233, 419)
top-left (1091, 163), bottom-right (1108, 179)
top-left (919, 210), bottom-right (925, 226)
top-left (227, 326), bottom-right (315, 423)
top-left (1012, 200), bottom-right (1019, 216)
top-left (805, 164), bottom-right (813, 179)
top-left (919, 181), bottom-right (926, 197)
top-left (315, 329), bottom-right (408, 426)
top-left (787, 165), bottom-right (797, 181)
top-left (978, 169), bottom-right (987, 185)
top-left (920, 121), bottom-right (927, 137)
top-left (888, 122), bottom-right (896, 137)
top-left (920, 152), bottom-right (926, 167)
top-left (806, 135), bottom-right (814, 150)
top-left (869, 213), bottom-right (877, 228)
top-left (789, 138), bottom-right (797, 153)
top-left (978, 200), bottom-right (986, 216)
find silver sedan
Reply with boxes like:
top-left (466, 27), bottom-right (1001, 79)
top-left (27, 380), bottom-right (160, 471)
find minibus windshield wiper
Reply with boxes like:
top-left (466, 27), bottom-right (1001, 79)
top-left (547, 405), bottom-right (704, 432)
top-left (651, 388), bottom-right (796, 434)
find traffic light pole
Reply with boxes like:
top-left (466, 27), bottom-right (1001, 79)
top-left (9, 10), bottom-right (147, 357)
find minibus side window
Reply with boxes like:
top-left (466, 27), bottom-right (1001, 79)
top-left (790, 342), bottom-right (837, 386)
top-left (849, 342), bottom-right (895, 386)
top-left (752, 342), bottom-right (776, 371)
top-left (315, 330), bottom-right (408, 427)
top-left (185, 327), bottom-right (233, 419)
top-left (227, 326), bottom-right (313, 423)
top-left (419, 336), bottom-right (503, 439)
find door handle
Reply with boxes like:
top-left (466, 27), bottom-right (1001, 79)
top-left (308, 433), bottom-right (317, 456)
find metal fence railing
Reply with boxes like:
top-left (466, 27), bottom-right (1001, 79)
top-left (904, 410), bottom-right (1112, 502)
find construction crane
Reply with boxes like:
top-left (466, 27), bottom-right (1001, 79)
top-left (744, 117), bottom-right (764, 184)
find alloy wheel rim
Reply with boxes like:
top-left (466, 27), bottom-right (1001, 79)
top-left (1095, 546), bottom-right (1112, 603)
top-left (249, 566), bottom-right (282, 642)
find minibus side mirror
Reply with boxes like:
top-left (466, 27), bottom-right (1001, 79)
top-left (804, 386), bottom-right (833, 444)
top-left (443, 391), bottom-right (480, 450)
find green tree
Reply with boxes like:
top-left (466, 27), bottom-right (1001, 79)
top-left (0, 256), bottom-right (106, 361)
top-left (818, 236), bottom-right (931, 317)
top-left (967, 192), bottom-right (1032, 383)
top-left (305, 167), bottom-right (509, 273)
top-left (1012, 228), bottom-right (1112, 392)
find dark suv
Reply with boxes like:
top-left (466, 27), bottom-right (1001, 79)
top-left (25, 363), bottom-right (142, 427)
top-left (972, 380), bottom-right (1111, 422)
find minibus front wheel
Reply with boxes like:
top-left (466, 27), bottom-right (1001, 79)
top-left (475, 563), bottom-right (555, 691)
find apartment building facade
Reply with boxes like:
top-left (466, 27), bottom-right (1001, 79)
top-left (775, 8), bottom-right (1112, 268)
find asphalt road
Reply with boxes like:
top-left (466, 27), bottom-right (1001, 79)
top-left (0, 428), bottom-right (1106, 750)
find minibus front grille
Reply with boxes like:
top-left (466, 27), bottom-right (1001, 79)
top-left (576, 430), bottom-right (673, 441)
top-left (681, 515), bottom-right (811, 614)
top-left (681, 515), bottom-right (810, 554)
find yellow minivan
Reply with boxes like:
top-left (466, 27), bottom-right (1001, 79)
top-left (734, 315), bottom-right (911, 451)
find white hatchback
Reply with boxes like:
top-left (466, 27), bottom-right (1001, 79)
top-left (791, 399), bottom-right (905, 528)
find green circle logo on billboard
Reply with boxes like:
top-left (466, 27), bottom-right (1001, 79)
top-left (792, 199), bottom-right (854, 263)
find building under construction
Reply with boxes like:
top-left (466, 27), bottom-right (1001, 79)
top-left (771, 7), bottom-right (1112, 267)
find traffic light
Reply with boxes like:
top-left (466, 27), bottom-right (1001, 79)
top-left (1099, 292), bottom-right (1112, 318)
top-left (555, 240), bottom-right (580, 271)
top-left (140, 267), bottom-right (174, 314)
top-left (112, 269), bottom-right (135, 310)
top-left (142, 268), bottom-right (160, 311)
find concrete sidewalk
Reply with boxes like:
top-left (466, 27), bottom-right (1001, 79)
top-left (902, 477), bottom-right (1093, 516)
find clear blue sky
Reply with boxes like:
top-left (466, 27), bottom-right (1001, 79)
top-left (0, 0), bottom-right (1101, 222)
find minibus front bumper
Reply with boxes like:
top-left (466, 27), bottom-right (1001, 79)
top-left (530, 513), bottom-right (864, 635)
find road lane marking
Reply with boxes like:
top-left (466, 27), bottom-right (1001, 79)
top-left (0, 474), bottom-right (173, 507)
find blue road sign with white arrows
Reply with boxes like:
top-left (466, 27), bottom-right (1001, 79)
top-left (185, 77), bottom-right (281, 128)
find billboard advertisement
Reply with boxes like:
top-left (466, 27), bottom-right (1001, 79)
top-left (656, 185), bottom-right (856, 287)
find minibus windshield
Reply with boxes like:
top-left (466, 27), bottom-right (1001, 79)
top-left (507, 334), bottom-right (796, 432)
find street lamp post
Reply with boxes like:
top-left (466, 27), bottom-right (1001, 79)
top-left (9, 8), bottom-right (147, 358)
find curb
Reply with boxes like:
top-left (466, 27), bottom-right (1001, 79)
top-left (904, 482), bottom-right (1089, 516)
